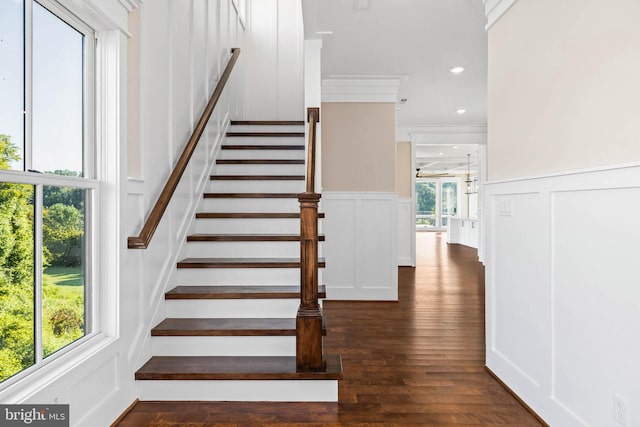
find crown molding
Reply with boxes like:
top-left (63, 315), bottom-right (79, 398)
top-left (396, 124), bottom-right (487, 145)
top-left (483, 0), bottom-right (519, 30)
top-left (118, 0), bottom-right (143, 12)
top-left (322, 75), bottom-right (409, 103)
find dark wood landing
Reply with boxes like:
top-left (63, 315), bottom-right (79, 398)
top-left (135, 354), bottom-right (343, 381)
top-left (177, 257), bottom-right (326, 269)
top-left (226, 132), bottom-right (304, 138)
top-left (203, 192), bottom-right (299, 199)
top-left (221, 145), bottom-right (304, 150)
top-left (186, 234), bottom-right (325, 242)
top-left (230, 120), bottom-right (304, 126)
top-left (211, 175), bottom-right (305, 181)
top-left (165, 285), bottom-right (327, 300)
top-left (195, 212), bottom-right (325, 219)
top-left (216, 159), bottom-right (304, 165)
top-left (151, 318), bottom-right (326, 337)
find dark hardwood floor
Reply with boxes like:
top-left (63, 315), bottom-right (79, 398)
top-left (115, 232), bottom-right (543, 426)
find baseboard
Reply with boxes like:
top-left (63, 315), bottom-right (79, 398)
top-left (110, 399), bottom-right (138, 427)
top-left (484, 367), bottom-right (549, 427)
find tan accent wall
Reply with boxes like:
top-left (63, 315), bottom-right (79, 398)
top-left (396, 141), bottom-right (412, 198)
top-left (321, 103), bottom-right (396, 192)
top-left (488, 0), bottom-right (640, 180)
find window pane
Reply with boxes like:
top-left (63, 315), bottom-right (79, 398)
top-left (442, 182), bottom-right (458, 227)
top-left (42, 185), bottom-right (86, 357)
top-left (416, 181), bottom-right (436, 227)
top-left (0, 0), bottom-right (25, 170)
top-left (0, 182), bottom-right (35, 382)
top-left (32, 2), bottom-right (84, 176)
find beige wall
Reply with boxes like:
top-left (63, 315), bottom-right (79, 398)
top-left (488, 0), bottom-right (640, 180)
top-left (396, 141), bottom-right (412, 198)
top-left (321, 102), bottom-right (396, 192)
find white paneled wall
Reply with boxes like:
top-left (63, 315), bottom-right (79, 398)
top-left (323, 192), bottom-right (398, 300)
top-left (484, 164), bottom-right (640, 427)
top-left (244, 0), bottom-right (304, 120)
top-left (397, 198), bottom-right (415, 266)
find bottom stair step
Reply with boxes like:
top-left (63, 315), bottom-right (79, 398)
top-left (135, 355), bottom-right (343, 381)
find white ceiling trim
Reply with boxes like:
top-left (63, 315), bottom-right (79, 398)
top-left (117, 0), bottom-right (143, 12)
top-left (397, 125), bottom-right (487, 145)
top-left (322, 75), bottom-right (408, 103)
top-left (483, 0), bottom-right (519, 30)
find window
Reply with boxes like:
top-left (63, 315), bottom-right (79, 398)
top-left (0, 0), bottom-right (95, 385)
top-left (416, 179), bottom-right (460, 230)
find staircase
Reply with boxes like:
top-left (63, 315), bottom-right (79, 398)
top-left (135, 121), bottom-right (342, 401)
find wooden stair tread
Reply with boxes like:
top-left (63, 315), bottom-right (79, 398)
top-left (216, 159), bottom-right (304, 165)
top-left (196, 212), bottom-right (325, 219)
top-left (135, 354), bottom-right (343, 381)
top-left (186, 234), bottom-right (325, 242)
top-left (151, 318), bottom-right (326, 336)
top-left (203, 192), bottom-right (299, 199)
top-left (221, 145), bottom-right (304, 150)
top-left (165, 285), bottom-right (327, 299)
top-left (211, 175), bottom-right (305, 181)
top-left (230, 120), bottom-right (305, 126)
top-left (226, 132), bottom-right (304, 137)
top-left (177, 258), bottom-right (326, 268)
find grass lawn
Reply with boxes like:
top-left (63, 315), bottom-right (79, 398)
top-left (43, 265), bottom-right (84, 290)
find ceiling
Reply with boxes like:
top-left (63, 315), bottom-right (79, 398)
top-left (302, 0), bottom-right (487, 174)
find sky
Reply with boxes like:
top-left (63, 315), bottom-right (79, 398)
top-left (0, 0), bottom-right (84, 175)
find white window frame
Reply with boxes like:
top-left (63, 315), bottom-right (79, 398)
top-left (0, 0), bottom-right (102, 392)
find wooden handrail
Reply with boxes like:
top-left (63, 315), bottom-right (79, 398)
top-left (296, 107), bottom-right (325, 372)
top-left (305, 108), bottom-right (319, 193)
top-left (128, 48), bottom-right (241, 249)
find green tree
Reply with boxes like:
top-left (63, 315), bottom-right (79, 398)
top-left (43, 203), bottom-right (84, 266)
top-left (416, 182), bottom-right (436, 214)
top-left (0, 135), bottom-right (36, 381)
top-left (0, 134), bottom-right (20, 170)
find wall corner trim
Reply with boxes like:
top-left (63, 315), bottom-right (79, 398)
top-left (483, 0), bottom-right (519, 30)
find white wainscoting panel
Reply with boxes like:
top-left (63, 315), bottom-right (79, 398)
top-left (484, 163), bottom-right (640, 427)
top-left (397, 198), bottom-right (415, 266)
top-left (323, 192), bottom-right (398, 300)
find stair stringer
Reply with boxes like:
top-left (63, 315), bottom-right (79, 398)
top-left (128, 118), bottom-right (230, 376)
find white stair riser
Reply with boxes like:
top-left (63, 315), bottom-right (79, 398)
top-left (219, 150), bottom-right (304, 160)
top-left (165, 298), bottom-right (300, 318)
top-left (202, 198), bottom-right (300, 213)
top-left (176, 268), bottom-right (301, 285)
top-left (137, 380), bottom-right (338, 402)
top-left (224, 136), bottom-right (304, 146)
top-left (213, 164), bottom-right (305, 175)
top-left (194, 218), bottom-right (301, 234)
top-left (229, 125), bottom-right (304, 133)
top-left (151, 336), bottom-right (295, 356)
top-left (208, 180), bottom-right (305, 193)
top-left (184, 241), bottom-right (323, 258)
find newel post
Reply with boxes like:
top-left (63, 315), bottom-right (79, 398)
top-left (296, 192), bottom-right (325, 372)
top-left (296, 107), bottom-right (325, 372)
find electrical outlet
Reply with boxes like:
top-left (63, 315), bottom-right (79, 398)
top-left (614, 394), bottom-right (628, 426)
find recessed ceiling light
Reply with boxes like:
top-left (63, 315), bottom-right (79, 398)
top-left (438, 152), bottom-right (444, 156)
top-left (456, 109), bottom-right (466, 114)
top-left (453, 146), bottom-right (459, 149)
top-left (353, 0), bottom-right (370, 10)
top-left (450, 66), bottom-right (465, 74)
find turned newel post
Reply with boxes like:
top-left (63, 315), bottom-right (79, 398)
top-left (296, 107), bottom-right (325, 372)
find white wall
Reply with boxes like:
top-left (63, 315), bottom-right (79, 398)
top-left (484, 165), bottom-right (640, 427)
top-left (0, 1), bottom-right (245, 426)
top-left (244, 0), bottom-right (304, 120)
top-left (323, 192), bottom-right (398, 301)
